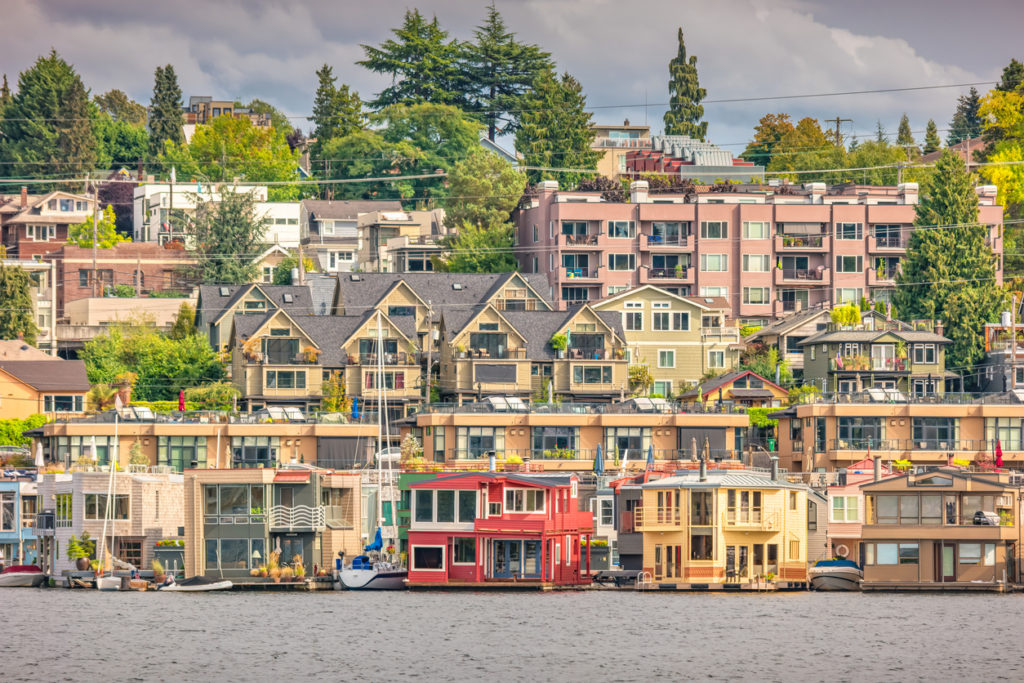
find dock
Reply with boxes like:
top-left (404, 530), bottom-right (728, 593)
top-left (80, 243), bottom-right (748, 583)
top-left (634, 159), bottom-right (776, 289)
top-left (861, 581), bottom-right (1014, 593)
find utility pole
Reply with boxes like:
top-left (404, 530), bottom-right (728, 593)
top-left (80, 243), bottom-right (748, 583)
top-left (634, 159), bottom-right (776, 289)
top-left (424, 300), bottom-right (433, 404)
top-left (91, 174), bottom-right (99, 298)
top-left (1012, 292), bottom-right (1018, 390)
top-left (168, 166), bottom-right (175, 245)
top-left (830, 116), bottom-right (852, 147)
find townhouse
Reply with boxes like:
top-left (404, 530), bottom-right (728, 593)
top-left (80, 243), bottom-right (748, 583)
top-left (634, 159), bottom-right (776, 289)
top-left (0, 477), bottom-right (38, 566)
top-left (0, 356), bottom-right (89, 419)
top-left (299, 199), bottom-right (402, 273)
top-left (514, 179), bottom-right (1003, 320)
top-left (0, 188), bottom-right (96, 259)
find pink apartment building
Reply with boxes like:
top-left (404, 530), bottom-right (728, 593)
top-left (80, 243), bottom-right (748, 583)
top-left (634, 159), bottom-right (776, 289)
top-left (514, 180), bottom-right (1003, 324)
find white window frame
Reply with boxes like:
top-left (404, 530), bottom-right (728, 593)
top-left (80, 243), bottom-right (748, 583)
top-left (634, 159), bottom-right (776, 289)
top-left (700, 254), bottom-right (728, 272)
top-left (742, 254), bottom-right (770, 272)
top-left (410, 544), bottom-right (446, 572)
top-left (451, 537), bottom-right (477, 566)
top-left (652, 301), bottom-right (670, 309)
top-left (504, 487), bottom-right (546, 513)
top-left (657, 349), bottom-right (675, 368)
top-left (742, 221), bottom-right (768, 239)
top-left (700, 221), bottom-right (728, 239)
top-left (743, 287), bottom-right (770, 305)
top-left (624, 301), bottom-right (643, 309)
top-left (700, 286), bottom-right (728, 298)
top-left (708, 350), bottom-right (725, 368)
top-left (607, 220), bottom-right (635, 239)
top-left (830, 495), bottom-right (859, 523)
top-left (623, 311), bottom-right (643, 331)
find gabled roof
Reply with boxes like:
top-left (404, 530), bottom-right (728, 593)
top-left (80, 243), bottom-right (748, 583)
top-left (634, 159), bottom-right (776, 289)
top-left (859, 468), bottom-right (1015, 491)
top-left (746, 307), bottom-right (831, 341)
top-left (593, 284), bottom-right (726, 312)
top-left (0, 360), bottom-right (89, 392)
top-left (301, 199), bottom-right (402, 222)
top-left (799, 328), bottom-right (950, 346)
top-left (441, 304), bottom-right (527, 347)
top-left (643, 471), bottom-right (806, 490)
top-left (678, 370), bottom-right (784, 399)
top-left (0, 341), bottom-right (57, 361)
top-left (4, 190), bottom-right (94, 224)
top-left (494, 307), bottom-right (625, 360)
top-left (200, 283), bottom-right (315, 324)
top-left (252, 244), bottom-right (290, 262)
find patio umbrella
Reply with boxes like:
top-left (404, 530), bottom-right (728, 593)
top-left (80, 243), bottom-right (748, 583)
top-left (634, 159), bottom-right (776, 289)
top-left (646, 443), bottom-right (655, 472)
top-left (35, 440), bottom-right (44, 468)
top-left (593, 443), bottom-right (604, 476)
top-left (178, 389), bottom-right (186, 411)
top-left (91, 435), bottom-right (98, 462)
top-left (691, 437), bottom-right (698, 462)
top-left (996, 439), bottom-right (1004, 468)
top-left (351, 397), bottom-right (359, 420)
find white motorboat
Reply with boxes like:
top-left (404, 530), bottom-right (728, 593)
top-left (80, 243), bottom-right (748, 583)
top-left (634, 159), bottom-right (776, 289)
top-left (339, 555), bottom-right (407, 590)
top-left (96, 575), bottom-right (122, 591)
top-left (809, 559), bottom-right (863, 591)
top-left (0, 564), bottom-right (46, 587)
top-left (159, 576), bottom-right (233, 592)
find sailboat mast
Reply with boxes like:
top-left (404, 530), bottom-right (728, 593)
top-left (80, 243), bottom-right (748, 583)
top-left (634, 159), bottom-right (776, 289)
top-left (376, 310), bottom-right (384, 531)
top-left (97, 408), bottom-right (118, 573)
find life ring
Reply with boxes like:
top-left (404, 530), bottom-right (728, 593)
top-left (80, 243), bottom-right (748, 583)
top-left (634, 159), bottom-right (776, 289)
top-left (835, 544), bottom-right (849, 558)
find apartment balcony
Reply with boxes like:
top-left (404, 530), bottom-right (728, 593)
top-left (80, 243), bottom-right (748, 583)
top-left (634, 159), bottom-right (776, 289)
top-left (562, 267), bottom-right (601, 281)
top-left (722, 510), bottom-right (780, 531)
top-left (639, 265), bottom-right (693, 285)
top-left (640, 233), bottom-right (690, 250)
top-left (868, 235), bottom-right (907, 252)
top-left (456, 347), bottom-right (527, 360)
top-left (868, 267), bottom-right (898, 286)
top-left (350, 352), bottom-right (415, 366)
top-left (774, 233), bottom-right (829, 252)
top-left (774, 267), bottom-right (830, 286)
top-left (269, 504), bottom-right (325, 531)
top-left (633, 506), bottom-right (681, 530)
top-left (593, 136), bottom-right (651, 149)
top-left (829, 356), bottom-right (908, 372)
top-left (558, 233), bottom-right (600, 248)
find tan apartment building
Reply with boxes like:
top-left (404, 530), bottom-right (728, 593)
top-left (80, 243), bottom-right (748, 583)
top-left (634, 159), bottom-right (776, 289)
top-left (357, 208), bottom-right (447, 273)
top-left (591, 120), bottom-right (651, 178)
top-left (591, 285), bottom-right (740, 395)
top-left (515, 180), bottom-right (1003, 321)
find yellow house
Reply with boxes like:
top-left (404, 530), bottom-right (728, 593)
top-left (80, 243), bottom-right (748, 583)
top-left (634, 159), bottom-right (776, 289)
top-left (636, 469), bottom-right (809, 588)
top-left (592, 285), bottom-right (741, 397)
top-left (0, 359), bottom-right (89, 419)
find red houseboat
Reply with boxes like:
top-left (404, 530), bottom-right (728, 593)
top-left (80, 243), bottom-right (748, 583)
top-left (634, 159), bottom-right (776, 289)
top-left (406, 473), bottom-right (595, 587)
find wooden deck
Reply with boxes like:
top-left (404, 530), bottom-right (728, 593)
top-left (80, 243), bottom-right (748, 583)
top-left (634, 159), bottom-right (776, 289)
top-left (861, 581), bottom-right (1013, 593)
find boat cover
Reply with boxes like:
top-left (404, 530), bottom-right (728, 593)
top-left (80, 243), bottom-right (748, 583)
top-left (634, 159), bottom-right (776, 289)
top-left (813, 559), bottom-right (861, 569)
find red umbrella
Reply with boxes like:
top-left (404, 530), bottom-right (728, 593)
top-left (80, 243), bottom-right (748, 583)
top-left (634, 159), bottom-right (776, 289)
top-left (996, 439), bottom-right (1003, 469)
top-left (178, 389), bottom-right (186, 412)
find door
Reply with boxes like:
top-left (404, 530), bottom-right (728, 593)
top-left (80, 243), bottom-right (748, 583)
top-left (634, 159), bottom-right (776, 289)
top-left (277, 487), bottom-right (294, 507)
top-left (738, 546), bottom-right (749, 580)
top-left (939, 543), bottom-right (956, 582)
top-left (493, 540), bottom-right (511, 578)
top-left (753, 544), bottom-right (765, 577)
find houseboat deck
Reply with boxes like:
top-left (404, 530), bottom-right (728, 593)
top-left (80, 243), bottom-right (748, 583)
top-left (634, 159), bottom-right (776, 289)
top-left (861, 581), bottom-right (1013, 593)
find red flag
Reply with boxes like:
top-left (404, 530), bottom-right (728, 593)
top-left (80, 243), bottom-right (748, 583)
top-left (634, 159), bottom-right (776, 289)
top-left (996, 440), bottom-right (1003, 468)
top-left (178, 389), bottom-right (186, 412)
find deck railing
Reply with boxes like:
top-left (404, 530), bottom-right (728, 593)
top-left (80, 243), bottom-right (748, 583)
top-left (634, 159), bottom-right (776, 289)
top-left (269, 505), bottom-right (325, 531)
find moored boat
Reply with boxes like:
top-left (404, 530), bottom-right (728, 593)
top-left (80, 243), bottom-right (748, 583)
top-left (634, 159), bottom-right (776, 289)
top-left (159, 576), bottom-right (233, 592)
top-left (339, 554), bottom-right (407, 590)
top-left (0, 564), bottom-right (46, 587)
top-left (809, 559), bottom-right (863, 591)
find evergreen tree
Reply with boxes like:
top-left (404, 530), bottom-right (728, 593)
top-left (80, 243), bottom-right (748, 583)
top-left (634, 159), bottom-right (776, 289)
top-left (894, 150), bottom-right (1005, 374)
top-left (663, 28), bottom-right (707, 140)
top-left (242, 99), bottom-right (291, 135)
top-left (185, 189), bottom-right (267, 284)
top-left (896, 113), bottom-right (918, 156)
top-left (874, 120), bottom-right (888, 143)
top-left (309, 64), bottom-right (363, 166)
top-left (358, 10), bottom-right (466, 110)
top-left (67, 205), bottom-right (130, 248)
top-left (464, 3), bottom-right (552, 140)
top-left (515, 70), bottom-right (601, 187)
top-left (149, 64), bottom-right (184, 157)
top-left (95, 115), bottom-right (148, 169)
top-left (0, 74), bottom-right (11, 110)
top-left (997, 58), bottom-right (1024, 92)
top-left (947, 87), bottom-right (982, 145)
top-left (0, 265), bottom-right (38, 345)
top-left (923, 119), bottom-right (941, 154)
top-left (0, 51), bottom-right (99, 184)
top-left (741, 113), bottom-right (794, 168)
top-left (94, 89), bottom-right (147, 126)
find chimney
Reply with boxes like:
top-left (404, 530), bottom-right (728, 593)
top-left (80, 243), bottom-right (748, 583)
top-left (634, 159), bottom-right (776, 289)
top-left (290, 267), bottom-right (300, 285)
top-left (623, 118), bottom-right (630, 127)
top-left (20, 186), bottom-right (27, 208)
top-left (934, 320), bottom-right (943, 338)
top-left (699, 458), bottom-right (707, 482)
top-left (770, 456), bottom-right (779, 482)
top-left (630, 180), bottom-right (649, 204)
top-left (873, 456), bottom-right (881, 482)
top-left (538, 180), bottom-right (559, 195)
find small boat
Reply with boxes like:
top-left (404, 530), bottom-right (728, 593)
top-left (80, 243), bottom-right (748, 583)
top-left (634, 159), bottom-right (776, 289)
top-left (339, 555), bottom-right (407, 590)
top-left (96, 575), bottom-right (122, 591)
top-left (0, 564), bottom-right (46, 587)
top-left (809, 559), bottom-right (863, 591)
top-left (159, 576), bottom-right (233, 592)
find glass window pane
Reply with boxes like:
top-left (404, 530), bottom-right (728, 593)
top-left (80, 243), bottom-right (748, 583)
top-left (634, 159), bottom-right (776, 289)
top-left (219, 485), bottom-right (248, 515)
top-left (220, 539), bottom-right (249, 569)
top-left (877, 543), bottom-right (898, 564)
top-left (205, 539), bottom-right (219, 569)
top-left (436, 490), bottom-right (455, 523)
top-left (458, 490), bottom-right (476, 523)
top-left (415, 490), bottom-right (434, 522)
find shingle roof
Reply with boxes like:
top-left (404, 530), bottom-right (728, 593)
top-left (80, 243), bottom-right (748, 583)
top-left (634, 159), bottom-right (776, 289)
top-left (0, 360), bottom-right (90, 392)
top-left (678, 370), bottom-right (783, 399)
top-left (799, 328), bottom-right (949, 346)
top-left (491, 309), bottom-right (624, 360)
top-left (301, 199), bottom-right (402, 222)
top-left (200, 284), bottom-right (316, 323)
top-left (746, 308), bottom-right (830, 340)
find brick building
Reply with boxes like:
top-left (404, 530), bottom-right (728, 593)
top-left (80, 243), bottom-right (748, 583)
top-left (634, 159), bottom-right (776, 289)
top-left (514, 180), bottom-right (1003, 324)
top-left (0, 189), bottom-right (96, 260)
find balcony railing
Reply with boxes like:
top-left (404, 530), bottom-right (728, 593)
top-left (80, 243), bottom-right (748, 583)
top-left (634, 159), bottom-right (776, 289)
top-left (564, 267), bottom-right (599, 279)
top-left (593, 136), bottom-right (650, 149)
top-left (352, 352), bottom-right (413, 366)
top-left (641, 233), bottom-right (689, 248)
top-left (562, 233), bottom-right (598, 246)
top-left (634, 506), bottom-right (681, 529)
top-left (874, 235), bottom-right (905, 249)
top-left (458, 347), bottom-right (527, 360)
top-left (269, 504), bottom-right (325, 531)
top-left (565, 348), bottom-right (618, 360)
top-left (723, 509), bottom-right (780, 531)
top-left (648, 266), bottom-right (689, 279)
top-left (780, 268), bottom-right (824, 281)
top-left (778, 234), bottom-right (824, 248)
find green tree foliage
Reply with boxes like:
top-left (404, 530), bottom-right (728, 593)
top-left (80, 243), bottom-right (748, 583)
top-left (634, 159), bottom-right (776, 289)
top-left (95, 115), bottom-right (148, 168)
top-left (979, 85), bottom-right (1024, 280)
top-left (272, 254), bottom-right (317, 284)
top-left (242, 98), bottom-right (291, 134)
top-left (464, 3), bottom-right (552, 140)
top-left (67, 205), bottom-right (130, 248)
top-left (309, 64), bottom-right (364, 165)
top-left (184, 189), bottom-right (267, 284)
top-left (516, 70), bottom-right (600, 187)
top-left (830, 304), bottom-right (862, 327)
top-left (923, 119), bottom-right (941, 154)
top-left (0, 51), bottom-right (99, 184)
top-left (740, 345), bottom-right (792, 385)
top-left (895, 150), bottom-right (1006, 373)
top-left (86, 384), bottom-right (118, 411)
top-left (358, 9), bottom-right (466, 110)
top-left (183, 382), bottom-right (239, 410)
top-left (321, 370), bottom-right (351, 413)
top-left (947, 87), bottom-right (982, 146)
top-left (997, 59), bottom-right (1024, 93)
top-left (663, 28), bottom-right (707, 140)
top-left (159, 116), bottom-right (301, 200)
top-left (321, 103), bottom-right (480, 203)
top-left (896, 113), bottom-right (918, 157)
top-left (433, 222), bottom-right (518, 273)
top-left (766, 117), bottom-right (847, 182)
top-left (0, 74), bottom-right (11, 111)
top-left (94, 89), bottom-right (146, 126)
top-left (847, 140), bottom-right (909, 185)
top-left (149, 64), bottom-right (184, 156)
top-left (874, 120), bottom-right (888, 143)
top-left (0, 265), bottom-right (38, 345)
top-left (741, 113), bottom-right (794, 167)
top-left (168, 301), bottom-right (197, 340)
top-left (0, 414), bottom-right (48, 448)
top-left (443, 148), bottom-right (526, 229)
top-left (81, 320), bottom-right (225, 401)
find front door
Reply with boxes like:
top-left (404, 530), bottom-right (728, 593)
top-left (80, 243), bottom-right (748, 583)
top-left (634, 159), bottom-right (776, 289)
top-left (753, 544), bottom-right (765, 577)
top-left (493, 540), bottom-right (523, 578)
top-left (938, 543), bottom-right (956, 582)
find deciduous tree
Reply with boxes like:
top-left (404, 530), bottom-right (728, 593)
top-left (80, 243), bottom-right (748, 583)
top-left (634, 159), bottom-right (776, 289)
top-left (663, 28), bottom-right (707, 139)
top-left (67, 205), bottom-right (130, 248)
top-left (94, 89), bottom-right (147, 126)
top-left (741, 113), bottom-right (794, 168)
top-left (0, 265), bottom-right (38, 345)
top-left (443, 148), bottom-right (526, 229)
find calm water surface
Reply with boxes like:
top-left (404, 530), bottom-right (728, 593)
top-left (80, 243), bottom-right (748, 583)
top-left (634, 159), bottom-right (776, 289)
top-left (4, 589), bottom-right (1023, 681)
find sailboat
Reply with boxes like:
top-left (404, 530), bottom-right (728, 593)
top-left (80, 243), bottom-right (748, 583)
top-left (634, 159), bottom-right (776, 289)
top-left (339, 311), bottom-right (407, 590)
top-left (95, 400), bottom-right (136, 591)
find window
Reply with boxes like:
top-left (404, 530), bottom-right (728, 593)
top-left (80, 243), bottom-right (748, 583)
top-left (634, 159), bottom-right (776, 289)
top-left (85, 494), bottom-right (130, 520)
top-left (831, 496), bottom-right (859, 522)
top-left (412, 546), bottom-right (444, 570)
top-left (458, 490), bottom-right (477, 523)
top-left (532, 225), bottom-right (538, 242)
top-left (436, 490), bottom-right (455, 523)
top-left (158, 435), bottom-right (208, 471)
top-left (789, 491), bottom-right (798, 511)
top-left (708, 350), bottom-right (725, 368)
top-left (690, 529), bottom-right (713, 560)
top-left (608, 286), bottom-right (629, 295)
top-left (561, 221), bottom-right (588, 238)
top-left (743, 221), bottom-right (768, 239)
top-left (44, 395), bottom-right (84, 412)
top-left (266, 370), bottom-right (306, 389)
top-left (742, 255), bottom-right (770, 272)
top-left (653, 312), bottom-right (669, 330)
top-left (700, 286), bottom-right (728, 298)
top-left (700, 254), bottom-right (728, 272)
top-left (700, 221), bottom-right (728, 239)
top-left (913, 344), bottom-right (936, 364)
top-left (808, 500), bottom-right (818, 530)
top-left (27, 225), bottom-right (55, 241)
top-left (673, 312), bottom-right (690, 330)
top-left (505, 488), bottom-right (545, 513)
top-left (230, 436), bottom-right (279, 468)
top-left (836, 255), bottom-right (863, 273)
top-left (789, 540), bottom-right (800, 560)
top-left (836, 223), bottom-right (862, 240)
top-left (835, 288), bottom-right (863, 305)
top-left (388, 306), bottom-right (415, 317)
top-left (414, 490), bottom-right (434, 523)
top-left (837, 417), bottom-right (884, 448)
top-left (0, 492), bottom-right (13, 532)
top-left (573, 365), bottom-right (613, 384)
top-left (78, 270), bottom-right (90, 287)
top-left (608, 253), bottom-right (635, 270)
top-left (743, 287), bottom-right (770, 305)
top-left (912, 418), bottom-right (957, 448)
top-left (599, 499), bottom-right (614, 526)
top-left (658, 350), bottom-right (675, 368)
top-left (456, 426), bottom-right (503, 458)
top-left (607, 221), bottom-right (635, 238)
top-left (624, 312), bottom-right (642, 331)
top-left (453, 537), bottom-right (476, 564)
top-left (986, 418), bottom-right (1023, 451)
top-left (532, 426), bottom-right (577, 454)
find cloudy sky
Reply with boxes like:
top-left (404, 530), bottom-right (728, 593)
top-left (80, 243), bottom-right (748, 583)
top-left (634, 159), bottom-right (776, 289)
top-left (6, 0), bottom-right (1022, 153)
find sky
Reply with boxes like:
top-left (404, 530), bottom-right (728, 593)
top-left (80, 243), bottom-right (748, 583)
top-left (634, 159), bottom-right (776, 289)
top-left (5, 0), bottom-right (1022, 155)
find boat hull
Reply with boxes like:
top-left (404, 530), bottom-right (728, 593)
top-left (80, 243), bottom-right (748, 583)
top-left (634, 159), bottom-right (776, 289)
top-left (809, 568), bottom-right (862, 591)
top-left (339, 568), bottom-right (407, 590)
top-left (96, 576), bottom-right (122, 591)
top-left (0, 572), bottom-right (46, 587)
top-left (159, 580), bottom-right (232, 592)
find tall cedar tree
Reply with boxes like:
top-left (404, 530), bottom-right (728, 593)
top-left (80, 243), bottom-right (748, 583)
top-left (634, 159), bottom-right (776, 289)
top-left (149, 65), bottom-right (184, 157)
top-left (0, 74), bottom-right (10, 110)
top-left (947, 87), bottom-right (982, 146)
top-left (997, 59), bottom-right (1024, 92)
top-left (894, 150), bottom-right (1005, 374)
top-left (923, 119), bottom-right (941, 154)
top-left (741, 113), bottom-right (794, 168)
top-left (464, 4), bottom-right (552, 140)
top-left (185, 189), bottom-right (267, 284)
top-left (0, 265), bottom-right (39, 345)
top-left (94, 89), bottom-right (147, 126)
top-left (896, 113), bottom-right (918, 157)
top-left (309, 64), bottom-right (363, 166)
top-left (663, 28), bottom-right (707, 140)
top-left (515, 70), bottom-right (601, 187)
top-left (358, 10), bottom-right (466, 110)
top-left (0, 51), bottom-right (98, 185)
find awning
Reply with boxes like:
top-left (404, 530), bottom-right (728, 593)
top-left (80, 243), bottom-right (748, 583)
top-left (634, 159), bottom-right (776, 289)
top-left (273, 471), bottom-right (310, 483)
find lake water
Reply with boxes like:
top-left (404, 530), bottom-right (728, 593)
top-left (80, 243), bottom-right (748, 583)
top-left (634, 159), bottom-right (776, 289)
top-left (4, 589), bottom-right (1023, 681)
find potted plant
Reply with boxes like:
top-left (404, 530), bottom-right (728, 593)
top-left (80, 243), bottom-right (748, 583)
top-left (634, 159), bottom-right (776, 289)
top-left (294, 563), bottom-right (306, 581)
top-left (303, 346), bottom-right (321, 363)
top-left (269, 567), bottom-right (282, 583)
top-left (249, 567), bottom-right (260, 577)
top-left (67, 532), bottom-right (95, 571)
top-left (614, 347), bottom-right (625, 359)
top-left (550, 333), bottom-right (567, 358)
top-left (280, 566), bottom-right (294, 582)
top-left (456, 343), bottom-right (467, 359)
top-left (259, 565), bottom-right (268, 578)
top-left (152, 558), bottom-right (166, 584)
top-left (674, 264), bottom-right (684, 278)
